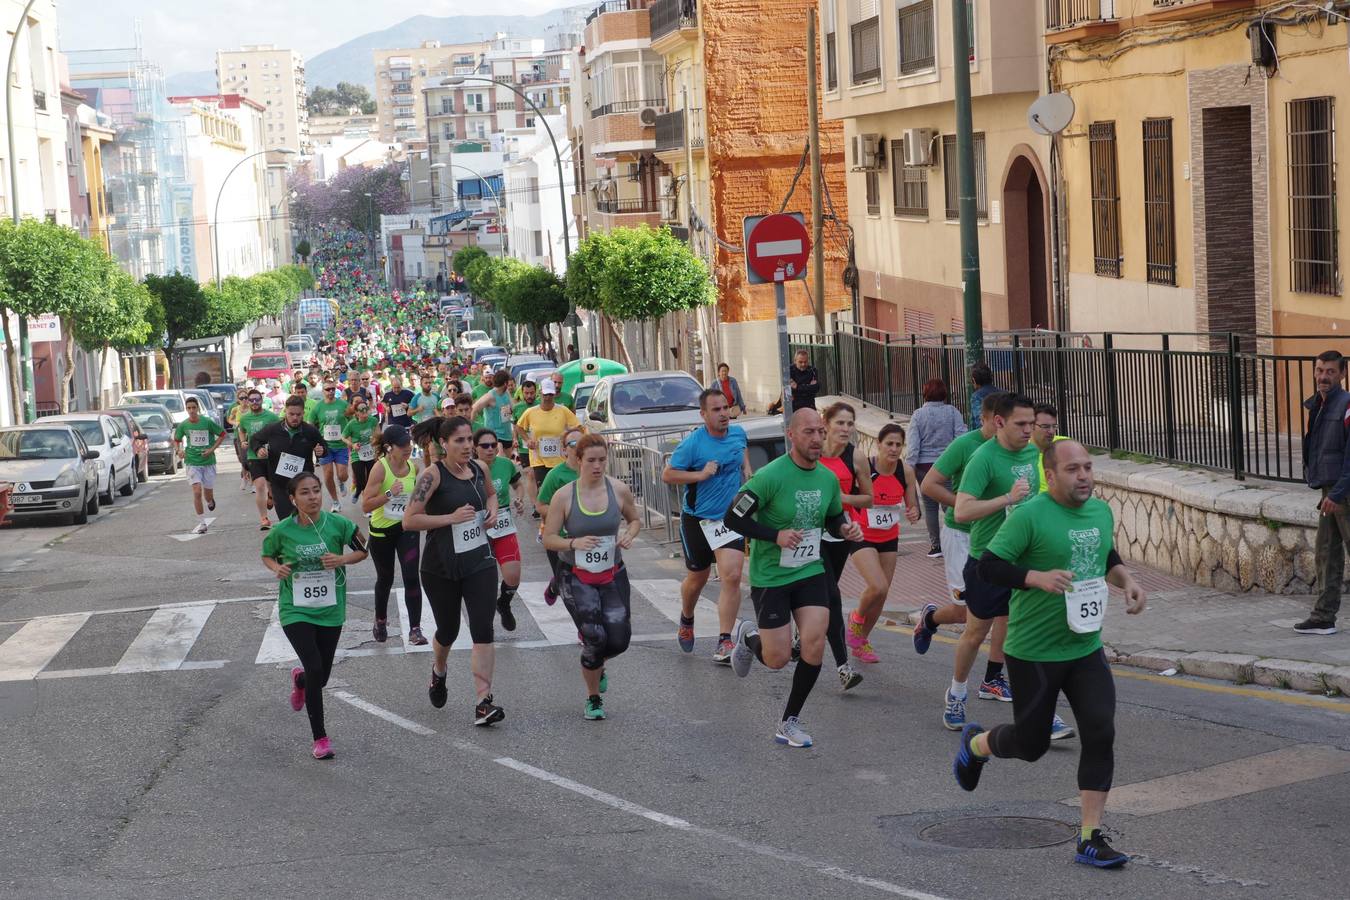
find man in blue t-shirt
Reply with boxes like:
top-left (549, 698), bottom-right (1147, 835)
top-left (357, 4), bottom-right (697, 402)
top-left (662, 388), bottom-right (752, 664)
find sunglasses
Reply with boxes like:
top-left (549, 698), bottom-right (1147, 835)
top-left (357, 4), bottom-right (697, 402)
top-left (565, 440), bottom-right (579, 448)
top-left (248, 397), bottom-right (263, 403)
top-left (356, 406), bottom-right (369, 412)
top-left (477, 441), bottom-right (498, 449)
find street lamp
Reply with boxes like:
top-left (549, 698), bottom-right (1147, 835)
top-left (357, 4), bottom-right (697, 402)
top-left (442, 75), bottom-right (578, 353)
top-left (6, 0), bottom-right (41, 422)
top-left (213, 147), bottom-right (296, 288)
top-left (445, 163), bottom-right (505, 258)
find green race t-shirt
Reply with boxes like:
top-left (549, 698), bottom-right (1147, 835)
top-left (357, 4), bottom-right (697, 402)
top-left (988, 493), bottom-right (1114, 662)
top-left (489, 454), bottom-right (520, 507)
top-left (173, 417), bottom-right (224, 467)
top-left (512, 398), bottom-right (539, 421)
top-left (957, 438), bottom-right (1042, 558)
top-left (307, 399), bottom-right (350, 443)
top-left (238, 409), bottom-right (281, 460)
top-left (739, 454), bottom-right (843, 588)
top-left (934, 429), bottom-right (989, 534)
top-left (261, 511), bottom-right (359, 628)
top-left (342, 417), bottom-right (378, 457)
top-left (537, 461), bottom-right (578, 505)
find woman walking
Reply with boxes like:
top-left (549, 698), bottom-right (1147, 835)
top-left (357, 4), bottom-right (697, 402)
top-left (475, 428), bottom-right (525, 631)
top-left (541, 434), bottom-right (642, 720)
top-left (260, 472), bottom-right (367, 759)
top-left (905, 379), bottom-right (967, 558)
top-left (403, 416), bottom-right (504, 727)
top-left (359, 424), bottom-right (427, 645)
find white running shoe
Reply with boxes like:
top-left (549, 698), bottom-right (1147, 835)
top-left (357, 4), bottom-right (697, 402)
top-left (191, 522), bottom-right (209, 535)
top-left (331, 502), bottom-right (342, 513)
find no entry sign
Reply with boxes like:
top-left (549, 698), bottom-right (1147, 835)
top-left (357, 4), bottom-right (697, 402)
top-left (743, 213), bottom-right (811, 284)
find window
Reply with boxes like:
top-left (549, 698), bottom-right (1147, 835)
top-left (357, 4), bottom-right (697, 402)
top-left (850, 7), bottom-right (881, 84)
top-left (897, 0), bottom-right (935, 75)
top-left (865, 170), bottom-right (880, 215)
top-left (891, 145), bottom-right (928, 217)
top-left (1143, 117), bottom-right (1176, 286)
top-left (1288, 97), bottom-right (1339, 295)
top-left (823, 1), bottom-right (838, 90)
top-left (1089, 121), bottom-right (1122, 278)
top-left (941, 132), bottom-right (987, 220)
top-left (533, 230), bottom-right (544, 256)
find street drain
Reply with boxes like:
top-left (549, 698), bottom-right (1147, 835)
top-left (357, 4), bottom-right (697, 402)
top-left (918, 816), bottom-right (1077, 850)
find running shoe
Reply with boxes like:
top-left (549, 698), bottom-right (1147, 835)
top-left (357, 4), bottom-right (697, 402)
top-left (1049, 715), bottom-right (1075, 741)
top-left (1075, 829), bottom-right (1130, 869)
top-left (331, 502), bottom-right (342, 513)
top-left (926, 545), bottom-right (942, 559)
top-left (838, 663), bottom-right (863, 691)
top-left (428, 669), bottom-right (448, 709)
top-left (497, 597), bottom-right (517, 632)
top-left (677, 620), bottom-right (695, 653)
top-left (1293, 618), bottom-right (1338, 635)
top-left (312, 736), bottom-right (334, 760)
top-left (852, 641), bottom-right (880, 664)
top-left (952, 723), bottom-right (986, 791)
top-left (372, 618), bottom-right (388, 643)
top-left (207, 499), bottom-right (216, 512)
top-left (474, 695), bottom-right (505, 727)
top-left (259, 521), bottom-right (270, 531)
top-left (543, 583), bottom-right (558, 606)
top-left (774, 716), bottom-right (813, 748)
top-left (730, 619), bottom-right (756, 678)
top-left (978, 674), bottom-right (1014, 702)
top-left (913, 603), bottom-right (939, 655)
top-left (598, 669), bottom-right (608, 694)
top-left (712, 638), bottom-right (735, 665)
top-left (584, 695), bottom-right (605, 720)
top-left (289, 667), bottom-right (305, 711)
top-left (845, 616), bottom-right (866, 650)
top-left (407, 626), bottom-right (428, 646)
top-left (942, 688), bottom-right (967, 730)
top-left (191, 522), bottom-right (209, 535)
top-left (790, 632), bottom-right (801, 663)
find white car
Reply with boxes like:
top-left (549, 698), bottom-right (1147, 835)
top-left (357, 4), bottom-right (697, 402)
top-left (0, 424), bottom-right (102, 525)
top-left (122, 390), bottom-right (193, 425)
top-left (583, 371), bottom-right (706, 436)
top-left (45, 413), bottom-right (137, 505)
top-left (458, 329), bottom-right (493, 351)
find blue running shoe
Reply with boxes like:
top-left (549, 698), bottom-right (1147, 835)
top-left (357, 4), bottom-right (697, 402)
top-left (1075, 830), bottom-right (1129, 868)
top-left (943, 688), bottom-right (966, 730)
top-left (1049, 714), bottom-right (1075, 741)
top-left (953, 722), bottom-right (987, 792)
top-left (913, 603), bottom-right (938, 655)
top-left (774, 716), bottom-right (813, 748)
top-left (978, 674), bottom-right (1013, 701)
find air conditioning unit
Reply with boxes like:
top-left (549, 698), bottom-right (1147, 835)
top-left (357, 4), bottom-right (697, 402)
top-left (851, 133), bottom-right (886, 171)
top-left (903, 128), bottom-right (939, 167)
top-left (638, 106), bottom-right (660, 126)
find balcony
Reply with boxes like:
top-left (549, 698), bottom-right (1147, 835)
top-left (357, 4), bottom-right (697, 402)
top-left (593, 195), bottom-right (662, 229)
top-left (586, 0), bottom-right (649, 24)
top-left (591, 98), bottom-right (666, 119)
top-left (1148, 0), bottom-right (1254, 22)
top-left (392, 82), bottom-right (412, 94)
top-left (1045, 0), bottom-right (1120, 43)
top-left (650, 0), bottom-right (697, 48)
top-left (585, 0), bottom-right (651, 49)
top-left (653, 108), bottom-right (704, 154)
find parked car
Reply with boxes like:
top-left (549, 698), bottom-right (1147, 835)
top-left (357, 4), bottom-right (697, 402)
top-left (246, 350), bottom-right (293, 383)
top-left (46, 413), bottom-right (137, 504)
top-left (182, 388), bottom-right (222, 427)
top-left (478, 353), bottom-right (508, 373)
top-left (507, 355), bottom-right (551, 384)
top-left (115, 403), bottom-right (180, 474)
top-left (459, 329), bottom-right (493, 351)
top-left (198, 383), bottom-right (239, 428)
top-left (99, 408), bottom-right (148, 482)
top-left (472, 345), bottom-right (507, 363)
top-left (572, 381), bottom-right (599, 416)
top-left (285, 334), bottom-right (316, 366)
top-left (583, 371), bottom-right (705, 435)
top-left (0, 424), bottom-right (101, 525)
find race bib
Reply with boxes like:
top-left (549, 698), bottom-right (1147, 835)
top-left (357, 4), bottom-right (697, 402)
top-left (292, 568), bottom-right (336, 608)
top-left (780, 528), bottom-right (822, 568)
top-left (539, 437), bottom-right (561, 458)
top-left (486, 507), bottom-right (516, 538)
top-left (384, 493), bottom-right (407, 521)
top-left (699, 518), bottom-right (738, 551)
top-left (276, 452), bottom-right (305, 478)
top-left (867, 505), bottom-right (901, 531)
top-left (189, 430), bottom-right (210, 448)
top-left (576, 535), bottom-right (617, 573)
top-left (322, 423), bottom-right (342, 441)
top-left (391, 403), bottom-right (408, 418)
top-left (357, 444), bottom-right (375, 462)
top-left (454, 511), bottom-right (487, 551)
top-left (1065, 578), bottom-right (1108, 634)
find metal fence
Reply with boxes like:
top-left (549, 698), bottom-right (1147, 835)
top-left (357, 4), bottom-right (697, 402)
top-left (602, 426), bottom-right (694, 544)
top-left (789, 326), bottom-right (1341, 483)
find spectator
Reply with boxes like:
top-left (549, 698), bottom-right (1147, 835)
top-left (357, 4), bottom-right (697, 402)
top-left (966, 362), bottom-right (996, 431)
top-left (905, 378), bottom-right (968, 558)
top-left (1296, 350), bottom-right (1350, 635)
top-left (789, 349), bottom-right (820, 411)
top-left (566, 343), bottom-right (579, 362)
top-left (709, 362), bottom-right (747, 418)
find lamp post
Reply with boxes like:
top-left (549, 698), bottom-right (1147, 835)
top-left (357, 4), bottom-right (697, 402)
top-left (442, 75), bottom-right (577, 353)
top-left (6, 0), bottom-right (40, 422)
top-left (213, 147), bottom-right (296, 288)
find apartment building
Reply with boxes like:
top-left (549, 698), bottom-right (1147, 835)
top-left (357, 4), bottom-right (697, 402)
top-left (215, 45), bottom-right (311, 154)
top-left (0, 0), bottom-right (72, 225)
top-left (372, 41), bottom-right (489, 143)
top-left (309, 113), bottom-right (378, 146)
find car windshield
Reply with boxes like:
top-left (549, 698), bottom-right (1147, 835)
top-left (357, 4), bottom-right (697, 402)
top-left (59, 421), bottom-right (104, 445)
top-left (132, 393), bottom-right (184, 412)
top-left (203, 387), bottom-right (234, 405)
top-left (0, 428), bottom-right (77, 460)
top-left (250, 355), bottom-right (288, 369)
top-left (285, 341), bottom-right (308, 352)
top-left (575, 386), bottom-right (596, 408)
top-left (130, 411), bottom-right (170, 429)
top-left (610, 378), bottom-right (702, 415)
top-left (464, 331), bottom-right (488, 342)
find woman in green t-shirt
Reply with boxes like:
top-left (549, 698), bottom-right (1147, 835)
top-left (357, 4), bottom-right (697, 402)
top-left (475, 427), bottom-right (525, 632)
top-left (343, 401), bottom-right (379, 498)
top-left (260, 472), bottom-right (368, 760)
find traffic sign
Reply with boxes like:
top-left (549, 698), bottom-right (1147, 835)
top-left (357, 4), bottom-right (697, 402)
top-left (743, 213), bottom-right (811, 284)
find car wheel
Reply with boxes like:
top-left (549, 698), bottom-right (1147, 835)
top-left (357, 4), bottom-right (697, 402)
top-left (119, 467), bottom-right (135, 496)
top-left (73, 489), bottom-right (89, 525)
top-left (101, 471), bottom-right (115, 506)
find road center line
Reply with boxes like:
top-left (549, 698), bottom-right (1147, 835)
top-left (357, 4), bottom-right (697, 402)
top-left (332, 690), bottom-right (436, 735)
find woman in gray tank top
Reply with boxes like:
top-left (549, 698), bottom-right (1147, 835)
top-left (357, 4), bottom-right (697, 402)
top-left (541, 433), bottom-right (642, 721)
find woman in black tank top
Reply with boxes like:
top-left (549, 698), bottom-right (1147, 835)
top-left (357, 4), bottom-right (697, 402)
top-left (404, 416), bottom-right (505, 727)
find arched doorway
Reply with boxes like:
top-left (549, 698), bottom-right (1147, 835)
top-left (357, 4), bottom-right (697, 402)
top-left (1002, 151), bottom-right (1050, 330)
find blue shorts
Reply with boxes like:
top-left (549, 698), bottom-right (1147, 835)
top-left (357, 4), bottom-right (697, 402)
top-left (317, 448), bottom-right (350, 466)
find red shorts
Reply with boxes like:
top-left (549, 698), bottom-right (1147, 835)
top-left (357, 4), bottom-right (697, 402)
top-left (490, 532), bottom-right (521, 564)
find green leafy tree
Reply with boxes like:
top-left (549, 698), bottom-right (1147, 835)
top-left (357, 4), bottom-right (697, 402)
top-left (143, 272), bottom-right (208, 356)
top-left (496, 265), bottom-right (567, 343)
top-left (295, 239), bottom-right (312, 263)
top-left (452, 245), bottom-right (488, 278)
top-left (73, 267), bottom-right (154, 390)
top-left (463, 255), bottom-right (501, 300)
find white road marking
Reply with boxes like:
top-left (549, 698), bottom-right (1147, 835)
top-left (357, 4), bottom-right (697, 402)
top-left (517, 581), bottom-right (577, 645)
top-left (0, 613), bottom-right (91, 681)
top-left (632, 578), bottom-right (720, 638)
top-left (112, 604), bottom-right (216, 674)
top-left (254, 604), bottom-right (295, 664)
top-left (1, 558), bottom-right (32, 573)
top-left (332, 690), bottom-right (435, 735)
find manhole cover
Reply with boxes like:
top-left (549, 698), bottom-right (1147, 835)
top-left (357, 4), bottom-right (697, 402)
top-left (918, 816), bottom-right (1077, 850)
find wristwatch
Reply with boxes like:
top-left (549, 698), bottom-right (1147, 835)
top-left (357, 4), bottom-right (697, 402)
top-left (385, 490), bottom-right (392, 499)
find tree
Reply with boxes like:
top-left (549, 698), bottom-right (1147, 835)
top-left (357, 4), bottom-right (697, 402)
top-left (143, 272), bottom-right (208, 356)
top-left (496, 265), bottom-right (567, 342)
top-left (295, 239), bottom-right (312, 264)
top-left (73, 267), bottom-right (154, 392)
top-left (307, 82), bottom-right (376, 117)
top-left (290, 163), bottom-right (407, 238)
top-left (463, 255), bottom-right (501, 300)
top-left (452, 245), bottom-right (488, 278)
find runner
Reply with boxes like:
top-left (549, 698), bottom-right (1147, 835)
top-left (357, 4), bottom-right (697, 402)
top-left (229, 387), bottom-right (250, 491)
top-left (359, 424), bottom-right (427, 645)
top-left (249, 396), bottom-right (330, 522)
top-left (662, 388), bottom-right (750, 663)
top-left (540, 434), bottom-right (642, 721)
top-left (954, 439), bottom-right (1145, 868)
top-left (471, 370), bottom-right (517, 454)
top-left (410, 373), bottom-right (440, 424)
top-left (845, 421), bottom-right (922, 660)
top-left (535, 427), bottom-right (583, 605)
top-left (475, 428), bottom-right (525, 630)
top-left (403, 416), bottom-right (504, 726)
top-left (260, 472), bottom-right (367, 760)
top-left (515, 378), bottom-right (579, 521)
top-left (1033, 402), bottom-right (1069, 492)
top-left (172, 395), bottom-right (226, 534)
top-left (238, 388), bottom-right (281, 530)
top-left (342, 400), bottom-right (379, 499)
top-left (383, 374), bottom-right (415, 428)
top-left (724, 409), bottom-right (865, 747)
top-left (308, 377), bottom-right (352, 512)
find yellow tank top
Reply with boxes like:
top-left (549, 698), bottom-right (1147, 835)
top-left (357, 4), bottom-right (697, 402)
top-left (370, 457), bottom-right (417, 531)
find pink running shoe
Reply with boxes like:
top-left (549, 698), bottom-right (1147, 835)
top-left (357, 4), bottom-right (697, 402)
top-left (289, 667), bottom-right (305, 711)
top-left (312, 737), bottom-right (334, 760)
top-left (852, 641), bottom-right (880, 664)
top-left (845, 615), bottom-right (867, 650)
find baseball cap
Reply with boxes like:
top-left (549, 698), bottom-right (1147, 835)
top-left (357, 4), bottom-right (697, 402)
top-left (440, 397), bottom-right (455, 409)
top-left (381, 424), bottom-right (412, 448)
top-left (540, 379), bottom-right (556, 395)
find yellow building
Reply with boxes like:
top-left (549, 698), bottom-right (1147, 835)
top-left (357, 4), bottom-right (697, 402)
top-left (216, 45), bottom-right (311, 154)
top-left (371, 41), bottom-right (489, 144)
top-left (1048, 0), bottom-right (1350, 351)
top-left (79, 113), bottom-right (114, 253)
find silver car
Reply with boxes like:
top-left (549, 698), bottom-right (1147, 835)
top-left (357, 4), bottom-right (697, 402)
top-left (46, 413), bottom-right (137, 504)
top-left (0, 424), bottom-right (101, 525)
top-left (122, 390), bottom-right (192, 424)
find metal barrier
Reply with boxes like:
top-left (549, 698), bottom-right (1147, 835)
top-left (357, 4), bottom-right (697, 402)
top-left (606, 438), bottom-right (680, 544)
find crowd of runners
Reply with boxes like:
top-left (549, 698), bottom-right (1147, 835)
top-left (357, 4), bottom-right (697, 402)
top-left (163, 226), bottom-right (1146, 869)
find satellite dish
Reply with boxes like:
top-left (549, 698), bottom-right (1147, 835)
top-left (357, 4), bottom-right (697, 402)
top-left (1028, 93), bottom-right (1075, 136)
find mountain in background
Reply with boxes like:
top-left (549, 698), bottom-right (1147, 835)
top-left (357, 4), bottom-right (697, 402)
top-left (166, 70), bottom-right (219, 96)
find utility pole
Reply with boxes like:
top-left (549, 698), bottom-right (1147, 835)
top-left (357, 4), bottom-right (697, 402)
top-left (952, 0), bottom-right (983, 365)
top-left (807, 13), bottom-right (825, 335)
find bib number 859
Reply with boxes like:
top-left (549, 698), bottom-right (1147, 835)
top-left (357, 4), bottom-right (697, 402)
top-left (303, 584), bottom-right (329, 601)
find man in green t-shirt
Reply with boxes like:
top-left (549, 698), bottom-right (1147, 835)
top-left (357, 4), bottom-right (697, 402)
top-left (723, 408), bottom-right (863, 749)
top-left (173, 395), bottom-right (226, 534)
top-left (511, 380), bottom-right (539, 426)
top-left (308, 377), bottom-right (352, 513)
top-left (953, 438), bottom-right (1145, 871)
top-left (238, 389), bottom-right (282, 530)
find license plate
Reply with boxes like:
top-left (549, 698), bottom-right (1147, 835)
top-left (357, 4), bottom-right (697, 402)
top-left (12, 493), bottom-right (43, 505)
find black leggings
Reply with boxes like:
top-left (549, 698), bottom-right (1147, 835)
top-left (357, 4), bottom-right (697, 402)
top-left (351, 459), bottom-right (375, 497)
top-left (986, 649), bottom-right (1117, 791)
top-left (369, 523), bottom-right (422, 625)
top-left (270, 477), bottom-right (296, 519)
top-left (282, 622), bottom-right (342, 740)
top-left (821, 539), bottom-right (850, 667)
top-left (562, 566), bottom-right (632, 670)
top-left (422, 567), bottom-right (498, 647)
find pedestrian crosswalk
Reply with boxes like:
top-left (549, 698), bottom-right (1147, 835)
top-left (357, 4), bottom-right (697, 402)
top-left (0, 578), bottom-right (713, 681)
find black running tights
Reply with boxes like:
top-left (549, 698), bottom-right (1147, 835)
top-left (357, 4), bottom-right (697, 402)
top-left (369, 523), bottom-right (422, 626)
top-left (422, 567), bottom-right (498, 647)
top-left (351, 459), bottom-right (375, 497)
top-left (562, 566), bottom-right (632, 670)
top-left (821, 539), bottom-right (850, 667)
top-left (282, 622), bottom-right (342, 740)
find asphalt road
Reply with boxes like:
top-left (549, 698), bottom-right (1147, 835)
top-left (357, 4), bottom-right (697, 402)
top-left (1, 458), bottom-right (1347, 899)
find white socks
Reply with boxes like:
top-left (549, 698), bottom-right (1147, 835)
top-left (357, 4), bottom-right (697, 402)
top-left (950, 679), bottom-right (968, 700)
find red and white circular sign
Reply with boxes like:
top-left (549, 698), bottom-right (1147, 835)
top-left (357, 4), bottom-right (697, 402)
top-left (746, 214), bottom-right (811, 282)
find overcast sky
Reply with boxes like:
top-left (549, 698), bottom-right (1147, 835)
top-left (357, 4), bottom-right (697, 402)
top-left (55, 0), bottom-right (565, 75)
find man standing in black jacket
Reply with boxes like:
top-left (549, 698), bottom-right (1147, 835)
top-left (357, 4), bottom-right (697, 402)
top-left (1297, 350), bottom-right (1350, 635)
top-left (249, 395), bottom-right (330, 520)
top-left (789, 349), bottom-right (820, 412)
